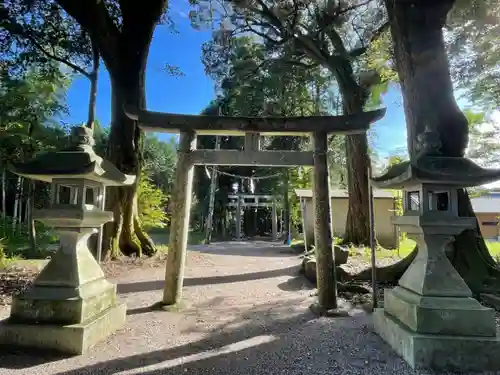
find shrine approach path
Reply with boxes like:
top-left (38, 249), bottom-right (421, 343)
top-left (0, 241), bottom-right (456, 375)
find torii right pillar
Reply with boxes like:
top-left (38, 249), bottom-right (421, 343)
top-left (311, 131), bottom-right (337, 311)
top-left (271, 198), bottom-right (278, 241)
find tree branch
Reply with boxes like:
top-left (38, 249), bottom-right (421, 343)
top-left (324, 26), bottom-right (349, 56)
top-left (4, 20), bottom-right (90, 78)
top-left (239, 19), bottom-right (285, 45)
top-left (253, 0), bottom-right (286, 32)
top-left (316, 0), bottom-right (373, 33)
top-left (86, 38), bottom-right (100, 129)
top-left (54, 0), bottom-right (120, 69)
top-left (349, 21), bottom-right (390, 58)
top-left (283, 59), bottom-right (320, 69)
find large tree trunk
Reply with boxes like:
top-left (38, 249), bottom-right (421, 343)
top-left (101, 37), bottom-right (157, 259)
top-left (103, 72), bottom-right (156, 259)
top-left (53, 0), bottom-right (165, 259)
top-left (298, 41), bottom-right (371, 246)
top-left (343, 134), bottom-right (370, 245)
top-left (336, 66), bottom-right (371, 246)
top-left (358, 0), bottom-right (500, 293)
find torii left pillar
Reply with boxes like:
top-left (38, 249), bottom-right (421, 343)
top-left (163, 131), bottom-right (196, 306)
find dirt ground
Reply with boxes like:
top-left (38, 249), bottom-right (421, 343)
top-left (0, 241), bottom-right (464, 375)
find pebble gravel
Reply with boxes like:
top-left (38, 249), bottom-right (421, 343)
top-left (0, 241), bottom-right (496, 375)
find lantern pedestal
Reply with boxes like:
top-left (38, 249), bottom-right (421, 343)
top-left (0, 126), bottom-right (136, 355)
top-left (373, 308), bottom-right (500, 371)
top-left (369, 137), bottom-right (500, 371)
top-left (1, 210), bottom-right (126, 355)
top-left (373, 215), bottom-right (500, 371)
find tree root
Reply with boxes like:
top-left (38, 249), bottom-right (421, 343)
top-left (342, 246), bottom-right (418, 283)
top-left (134, 215), bottom-right (156, 256)
top-left (103, 185), bottom-right (157, 259)
top-left (450, 190), bottom-right (500, 294)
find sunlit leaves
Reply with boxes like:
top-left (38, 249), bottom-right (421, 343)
top-left (0, 66), bottom-right (70, 170)
top-left (1, 0), bottom-right (91, 78)
top-left (137, 171), bottom-right (170, 229)
top-left (464, 110), bottom-right (500, 167)
top-left (0, 67), bottom-right (69, 137)
top-left (447, 0), bottom-right (500, 110)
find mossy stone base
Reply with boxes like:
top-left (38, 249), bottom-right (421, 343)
top-left (0, 303), bottom-right (126, 355)
top-left (10, 280), bottom-right (117, 325)
top-left (373, 308), bottom-right (500, 371)
top-left (384, 286), bottom-right (496, 337)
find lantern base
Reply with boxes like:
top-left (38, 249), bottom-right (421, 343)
top-left (0, 302), bottom-right (126, 355)
top-left (9, 279), bottom-right (119, 325)
top-left (373, 307), bottom-right (500, 371)
top-left (383, 286), bottom-right (496, 337)
top-left (0, 225), bottom-right (126, 355)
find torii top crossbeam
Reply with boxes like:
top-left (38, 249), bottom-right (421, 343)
top-left (124, 106), bottom-right (386, 136)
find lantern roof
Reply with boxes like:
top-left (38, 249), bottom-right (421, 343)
top-left (371, 128), bottom-right (500, 189)
top-left (372, 157), bottom-right (500, 189)
top-left (9, 126), bottom-right (135, 187)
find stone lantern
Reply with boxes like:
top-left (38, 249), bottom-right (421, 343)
top-left (0, 126), bottom-right (135, 355)
top-left (371, 128), bottom-right (500, 371)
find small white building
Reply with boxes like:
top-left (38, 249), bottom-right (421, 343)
top-left (295, 188), bottom-right (398, 249)
top-left (471, 192), bottom-right (500, 241)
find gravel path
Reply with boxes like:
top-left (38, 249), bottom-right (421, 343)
top-left (0, 241), bottom-right (488, 375)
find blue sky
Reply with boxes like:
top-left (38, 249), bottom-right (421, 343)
top-left (61, 0), bottom-right (408, 159)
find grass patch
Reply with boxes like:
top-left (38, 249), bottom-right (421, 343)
top-left (489, 241), bottom-right (500, 259)
top-left (355, 238), bottom-right (500, 262)
top-left (148, 229), bottom-right (209, 254)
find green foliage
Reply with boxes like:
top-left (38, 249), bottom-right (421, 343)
top-left (0, 238), bottom-right (6, 267)
top-left (0, 216), bottom-right (57, 258)
top-left (199, 35), bottom-right (344, 236)
top-left (363, 30), bottom-right (398, 85)
top-left (464, 109), bottom-right (486, 129)
top-left (142, 135), bottom-right (178, 193)
top-left (465, 110), bottom-right (500, 167)
top-left (137, 172), bottom-right (169, 230)
top-left (288, 166), bottom-right (312, 228)
top-left (448, 0), bottom-right (500, 110)
top-left (1, 0), bottom-right (92, 78)
top-left (0, 67), bottom-right (69, 140)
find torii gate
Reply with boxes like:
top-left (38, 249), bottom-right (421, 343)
top-left (125, 106), bottom-right (385, 310)
top-left (227, 194), bottom-right (281, 240)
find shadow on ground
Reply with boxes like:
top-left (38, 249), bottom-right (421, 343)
top-left (277, 276), bottom-right (314, 292)
top-left (186, 241), bottom-right (298, 258)
top-left (0, 299), bottom-right (405, 375)
top-left (117, 265), bottom-right (302, 294)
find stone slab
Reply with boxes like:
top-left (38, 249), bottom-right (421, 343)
top-left (11, 281), bottom-right (117, 325)
top-left (384, 286), bottom-right (496, 337)
top-left (0, 303), bottom-right (126, 355)
top-left (373, 308), bottom-right (500, 371)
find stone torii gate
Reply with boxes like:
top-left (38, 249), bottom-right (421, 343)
top-left (227, 194), bottom-right (281, 240)
top-left (125, 106), bottom-right (385, 310)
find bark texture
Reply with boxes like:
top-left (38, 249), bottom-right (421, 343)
top-left (336, 63), bottom-right (371, 246)
top-left (385, 0), bottom-right (468, 159)
top-left (297, 36), bottom-right (372, 247)
top-left (312, 132), bottom-right (337, 309)
top-left (356, 0), bottom-right (500, 293)
top-left (105, 64), bottom-right (156, 258)
top-left (54, 0), bottom-right (166, 258)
